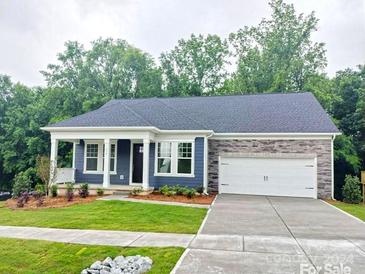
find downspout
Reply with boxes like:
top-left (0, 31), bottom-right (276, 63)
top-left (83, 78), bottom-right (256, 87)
top-left (331, 134), bottom-right (336, 200)
top-left (204, 131), bottom-right (214, 194)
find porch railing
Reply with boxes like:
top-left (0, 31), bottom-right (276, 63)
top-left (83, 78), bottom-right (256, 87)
top-left (55, 168), bottom-right (75, 184)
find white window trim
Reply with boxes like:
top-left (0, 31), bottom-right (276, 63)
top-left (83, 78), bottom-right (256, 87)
top-left (83, 140), bottom-right (117, 175)
top-left (154, 140), bottom-right (195, 177)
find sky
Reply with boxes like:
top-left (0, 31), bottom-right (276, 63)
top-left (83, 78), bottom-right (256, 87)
top-left (0, 0), bottom-right (364, 87)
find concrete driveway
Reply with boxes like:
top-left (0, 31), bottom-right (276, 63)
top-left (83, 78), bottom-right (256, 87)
top-left (174, 194), bottom-right (365, 274)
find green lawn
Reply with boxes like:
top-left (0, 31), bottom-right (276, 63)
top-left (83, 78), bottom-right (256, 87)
top-left (0, 200), bottom-right (207, 234)
top-left (0, 237), bottom-right (184, 274)
top-left (327, 200), bottom-right (365, 221)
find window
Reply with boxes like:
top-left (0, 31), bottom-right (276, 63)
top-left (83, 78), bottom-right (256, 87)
top-left (84, 141), bottom-right (117, 173)
top-left (85, 144), bottom-right (98, 171)
top-left (157, 142), bottom-right (172, 173)
top-left (102, 143), bottom-right (117, 173)
top-left (155, 141), bottom-right (194, 176)
top-left (177, 143), bottom-right (192, 174)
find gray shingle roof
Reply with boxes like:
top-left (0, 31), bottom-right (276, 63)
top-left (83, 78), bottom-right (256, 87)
top-left (48, 92), bottom-right (340, 133)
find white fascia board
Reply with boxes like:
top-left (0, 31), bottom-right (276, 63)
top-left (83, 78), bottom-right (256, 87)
top-left (210, 132), bottom-right (341, 140)
top-left (41, 126), bottom-right (160, 133)
top-left (41, 126), bottom-right (213, 135)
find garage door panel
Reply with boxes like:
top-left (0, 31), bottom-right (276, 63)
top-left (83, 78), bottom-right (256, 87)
top-left (219, 157), bottom-right (316, 198)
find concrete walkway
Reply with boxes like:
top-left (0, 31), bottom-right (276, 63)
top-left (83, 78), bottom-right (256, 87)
top-left (99, 195), bottom-right (210, 208)
top-left (0, 225), bottom-right (194, 247)
top-left (173, 194), bottom-right (365, 274)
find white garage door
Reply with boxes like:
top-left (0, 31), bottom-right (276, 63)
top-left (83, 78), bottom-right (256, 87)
top-left (219, 157), bottom-right (316, 198)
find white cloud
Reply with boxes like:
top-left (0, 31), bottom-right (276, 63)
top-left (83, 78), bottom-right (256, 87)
top-left (0, 0), bottom-right (364, 86)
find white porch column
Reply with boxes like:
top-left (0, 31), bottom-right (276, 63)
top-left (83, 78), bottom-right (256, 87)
top-left (142, 139), bottom-right (150, 190)
top-left (103, 138), bottom-right (111, 188)
top-left (72, 142), bottom-right (77, 183)
top-left (50, 138), bottom-right (58, 184)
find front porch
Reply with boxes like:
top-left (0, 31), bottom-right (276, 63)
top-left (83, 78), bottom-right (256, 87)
top-left (45, 127), bottom-right (208, 194)
top-left (50, 136), bottom-right (153, 190)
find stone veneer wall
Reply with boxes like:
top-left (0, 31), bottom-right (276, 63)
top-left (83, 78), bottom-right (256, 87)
top-left (208, 139), bottom-right (332, 199)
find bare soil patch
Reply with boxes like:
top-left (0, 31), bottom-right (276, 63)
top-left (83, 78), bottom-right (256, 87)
top-left (129, 192), bottom-right (215, 205)
top-left (5, 196), bottom-right (98, 210)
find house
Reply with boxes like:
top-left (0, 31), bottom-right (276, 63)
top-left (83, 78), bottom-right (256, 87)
top-left (41, 92), bottom-right (340, 199)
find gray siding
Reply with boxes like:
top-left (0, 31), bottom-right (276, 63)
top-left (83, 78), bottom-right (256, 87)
top-left (74, 137), bottom-right (204, 189)
top-left (208, 139), bottom-right (332, 199)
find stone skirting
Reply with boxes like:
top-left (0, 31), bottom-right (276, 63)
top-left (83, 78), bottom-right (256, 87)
top-left (208, 139), bottom-right (332, 199)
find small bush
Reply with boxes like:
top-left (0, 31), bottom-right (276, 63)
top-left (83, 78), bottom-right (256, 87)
top-left (195, 186), bottom-right (204, 194)
top-left (184, 188), bottom-right (197, 199)
top-left (96, 188), bottom-right (104, 196)
top-left (342, 175), bottom-right (362, 204)
top-left (32, 191), bottom-right (45, 207)
top-left (16, 192), bottom-right (30, 208)
top-left (130, 186), bottom-right (143, 196)
top-left (66, 182), bottom-right (75, 202)
top-left (51, 185), bottom-right (58, 197)
top-left (34, 184), bottom-right (45, 195)
top-left (172, 185), bottom-right (188, 195)
top-left (159, 185), bottom-right (170, 195)
top-left (12, 172), bottom-right (32, 198)
top-left (78, 183), bottom-right (89, 198)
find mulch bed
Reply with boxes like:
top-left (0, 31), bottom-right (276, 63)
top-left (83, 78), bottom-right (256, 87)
top-left (5, 196), bottom-right (98, 210)
top-left (129, 192), bottom-right (216, 205)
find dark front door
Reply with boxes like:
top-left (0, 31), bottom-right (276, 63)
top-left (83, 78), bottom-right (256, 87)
top-left (132, 143), bottom-right (143, 183)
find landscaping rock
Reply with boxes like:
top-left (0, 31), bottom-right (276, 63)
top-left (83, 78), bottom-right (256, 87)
top-left (81, 255), bottom-right (153, 274)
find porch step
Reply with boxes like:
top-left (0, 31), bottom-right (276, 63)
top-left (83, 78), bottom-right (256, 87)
top-left (112, 190), bottom-right (130, 195)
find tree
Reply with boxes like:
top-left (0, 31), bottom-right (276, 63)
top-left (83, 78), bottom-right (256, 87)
top-left (42, 38), bottom-right (163, 113)
top-left (160, 34), bottom-right (229, 96)
top-left (228, 0), bottom-right (326, 93)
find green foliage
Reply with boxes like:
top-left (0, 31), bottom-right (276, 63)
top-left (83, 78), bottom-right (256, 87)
top-left (51, 184), bottom-right (58, 197)
top-left (228, 0), bottom-right (326, 93)
top-left (34, 183), bottom-right (45, 195)
top-left (159, 185), bottom-right (170, 196)
top-left (130, 186), bottom-right (143, 196)
top-left (159, 185), bottom-right (197, 198)
top-left (12, 172), bottom-right (32, 198)
top-left (160, 34), bottom-right (229, 96)
top-left (183, 188), bottom-right (197, 199)
top-left (78, 183), bottom-right (89, 198)
top-left (96, 188), bottom-right (104, 196)
top-left (172, 185), bottom-right (188, 196)
top-left (342, 175), bottom-right (362, 204)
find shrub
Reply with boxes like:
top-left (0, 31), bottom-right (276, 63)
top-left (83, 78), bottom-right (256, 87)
top-left (78, 183), bottom-right (89, 198)
top-left (195, 186), bottom-right (204, 194)
top-left (130, 187), bottom-right (143, 196)
top-left (34, 183), bottom-right (45, 195)
top-left (159, 185), bottom-right (170, 195)
top-left (342, 175), bottom-right (362, 204)
top-left (16, 192), bottom-right (30, 208)
top-left (96, 188), bottom-right (104, 196)
top-left (12, 172), bottom-right (32, 198)
top-left (51, 185), bottom-right (58, 197)
top-left (66, 182), bottom-right (75, 202)
top-left (172, 185), bottom-right (187, 195)
top-left (32, 191), bottom-right (45, 207)
top-left (184, 188), bottom-right (197, 199)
